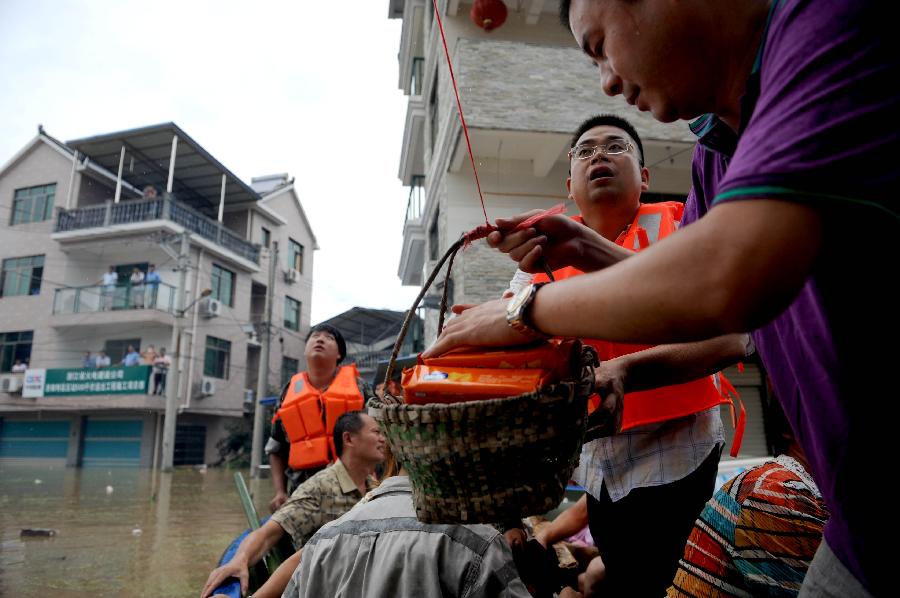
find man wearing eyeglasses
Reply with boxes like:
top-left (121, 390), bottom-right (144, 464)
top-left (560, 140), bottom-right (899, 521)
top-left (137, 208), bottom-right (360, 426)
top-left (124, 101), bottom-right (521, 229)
top-left (503, 114), bottom-right (747, 598)
top-left (427, 2), bottom-right (896, 596)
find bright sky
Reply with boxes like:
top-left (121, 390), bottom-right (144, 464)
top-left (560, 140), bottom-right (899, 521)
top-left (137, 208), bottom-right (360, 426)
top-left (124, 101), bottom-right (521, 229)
top-left (0, 0), bottom-right (420, 324)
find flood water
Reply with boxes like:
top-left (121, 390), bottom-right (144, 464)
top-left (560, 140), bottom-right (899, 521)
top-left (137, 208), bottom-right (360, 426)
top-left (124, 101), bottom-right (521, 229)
top-left (0, 463), bottom-right (270, 597)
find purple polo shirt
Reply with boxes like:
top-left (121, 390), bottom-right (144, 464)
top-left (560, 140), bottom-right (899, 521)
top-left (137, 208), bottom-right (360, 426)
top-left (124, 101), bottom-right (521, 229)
top-left (682, 1), bottom-right (899, 593)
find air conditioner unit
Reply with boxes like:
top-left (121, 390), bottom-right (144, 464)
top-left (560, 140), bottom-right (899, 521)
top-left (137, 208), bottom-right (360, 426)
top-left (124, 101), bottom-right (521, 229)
top-left (247, 331), bottom-right (261, 347)
top-left (1, 374), bottom-right (24, 393)
top-left (200, 297), bottom-right (222, 318)
top-left (200, 377), bottom-right (216, 396)
top-left (283, 269), bottom-right (298, 284)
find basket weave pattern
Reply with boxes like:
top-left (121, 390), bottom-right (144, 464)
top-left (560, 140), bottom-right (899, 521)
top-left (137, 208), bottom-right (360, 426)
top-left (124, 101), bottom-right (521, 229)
top-left (371, 349), bottom-right (595, 523)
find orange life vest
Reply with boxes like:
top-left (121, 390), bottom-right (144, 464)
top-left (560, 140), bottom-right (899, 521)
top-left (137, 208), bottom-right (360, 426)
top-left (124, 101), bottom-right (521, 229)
top-left (273, 364), bottom-right (365, 470)
top-left (533, 202), bottom-right (746, 456)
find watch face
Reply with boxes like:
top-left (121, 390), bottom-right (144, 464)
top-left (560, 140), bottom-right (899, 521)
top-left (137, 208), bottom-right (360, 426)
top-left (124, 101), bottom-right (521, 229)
top-left (508, 285), bottom-right (531, 314)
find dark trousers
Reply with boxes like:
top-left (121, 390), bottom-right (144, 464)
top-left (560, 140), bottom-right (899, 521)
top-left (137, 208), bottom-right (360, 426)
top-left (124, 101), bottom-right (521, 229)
top-left (586, 446), bottom-right (720, 598)
top-left (153, 372), bottom-right (166, 395)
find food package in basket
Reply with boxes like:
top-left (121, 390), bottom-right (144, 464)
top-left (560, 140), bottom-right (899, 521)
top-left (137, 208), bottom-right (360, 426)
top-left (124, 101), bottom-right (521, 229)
top-left (402, 339), bottom-right (579, 405)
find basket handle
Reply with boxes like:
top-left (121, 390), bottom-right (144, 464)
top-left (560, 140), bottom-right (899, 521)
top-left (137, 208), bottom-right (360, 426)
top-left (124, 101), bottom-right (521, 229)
top-left (382, 236), bottom-right (466, 404)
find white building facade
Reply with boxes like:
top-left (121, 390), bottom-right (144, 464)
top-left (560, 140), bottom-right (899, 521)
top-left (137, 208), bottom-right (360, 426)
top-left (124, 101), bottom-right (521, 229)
top-left (0, 124), bottom-right (317, 467)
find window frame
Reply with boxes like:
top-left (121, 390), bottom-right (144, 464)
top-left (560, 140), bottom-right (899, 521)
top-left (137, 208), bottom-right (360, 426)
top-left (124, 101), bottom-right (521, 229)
top-left (210, 263), bottom-right (235, 307)
top-left (261, 227), bottom-right (271, 249)
top-left (1, 255), bottom-right (44, 297)
top-left (11, 183), bottom-right (57, 225)
top-left (0, 330), bottom-right (34, 373)
top-left (280, 356), bottom-right (299, 388)
top-left (283, 296), bottom-right (301, 331)
top-left (204, 335), bottom-right (231, 379)
top-left (288, 239), bottom-right (304, 274)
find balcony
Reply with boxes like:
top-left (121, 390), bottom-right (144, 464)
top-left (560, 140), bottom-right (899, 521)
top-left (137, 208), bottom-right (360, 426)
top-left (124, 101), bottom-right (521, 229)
top-left (399, 179), bottom-right (426, 286)
top-left (51, 282), bottom-right (178, 329)
top-left (55, 196), bottom-right (261, 265)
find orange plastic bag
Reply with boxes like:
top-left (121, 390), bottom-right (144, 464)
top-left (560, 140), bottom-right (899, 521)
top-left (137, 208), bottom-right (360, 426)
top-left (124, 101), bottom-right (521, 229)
top-left (422, 339), bottom-right (577, 380)
top-left (403, 365), bottom-right (551, 405)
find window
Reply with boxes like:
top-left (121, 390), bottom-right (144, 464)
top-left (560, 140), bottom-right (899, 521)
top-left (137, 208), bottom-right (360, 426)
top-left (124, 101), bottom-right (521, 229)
top-left (288, 239), bottom-right (304, 273)
top-left (1, 255), bottom-right (44, 297)
top-left (429, 79), bottom-right (439, 151)
top-left (204, 336), bottom-right (231, 379)
top-left (281, 356), bottom-right (299, 388)
top-left (284, 296), bottom-right (301, 331)
top-left (103, 338), bottom-right (141, 364)
top-left (210, 264), bottom-right (235, 307)
top-left (428, 208), bottom-right (440, 261)
top-left (11, 183), bottom-right (56, 225)
top-left (261, 227), bottom-right (271, 248)
top-left (1, 330), bottom-right (33, 373)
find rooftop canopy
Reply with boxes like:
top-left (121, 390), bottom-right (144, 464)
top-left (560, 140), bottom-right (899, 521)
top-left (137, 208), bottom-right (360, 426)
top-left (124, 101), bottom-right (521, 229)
top-left (67, 122), bottom-right (260, 213)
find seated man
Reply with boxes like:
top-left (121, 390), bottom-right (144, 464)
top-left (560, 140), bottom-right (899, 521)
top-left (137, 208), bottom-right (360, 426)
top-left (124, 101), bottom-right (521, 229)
top-left (281, 446), bottom-right (557, 598)
top-left (200, 411), bottom-right (384, 598)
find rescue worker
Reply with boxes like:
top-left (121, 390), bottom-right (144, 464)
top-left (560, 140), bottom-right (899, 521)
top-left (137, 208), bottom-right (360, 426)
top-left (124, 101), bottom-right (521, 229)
top-left (266, 323), bottom-right (373, 512)
top-left (503, 115), bottom-right (750, 597)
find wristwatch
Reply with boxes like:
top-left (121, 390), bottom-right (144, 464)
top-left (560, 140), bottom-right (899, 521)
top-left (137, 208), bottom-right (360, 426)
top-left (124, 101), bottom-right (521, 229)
top-left (506, 282), bottom-right (549, 339)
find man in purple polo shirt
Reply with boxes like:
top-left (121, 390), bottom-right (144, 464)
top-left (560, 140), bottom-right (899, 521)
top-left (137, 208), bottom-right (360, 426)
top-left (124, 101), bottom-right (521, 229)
top-left (424, 1), bottom-right (897, 596)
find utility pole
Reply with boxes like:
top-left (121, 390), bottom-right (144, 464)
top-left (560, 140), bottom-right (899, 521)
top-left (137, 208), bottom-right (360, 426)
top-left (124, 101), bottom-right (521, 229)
top-left (251, 241), bottom-right (278, 478)
top-left (162, 232), bottom-right (190, 471)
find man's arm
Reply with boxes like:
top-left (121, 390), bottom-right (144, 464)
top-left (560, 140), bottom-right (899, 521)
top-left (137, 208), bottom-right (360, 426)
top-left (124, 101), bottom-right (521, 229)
top-left (268, 449), bottom-right (289, 512)
top-left (591, 334), bottom-right (748, 434)
top-left (534, 495), bottom-right (589, 548)
top-left (251, 549), bottom-right (302, 598)
top-left (200, 519), bottom-right (285, 598)
top-left (425, 200), bottom-right (821, 356)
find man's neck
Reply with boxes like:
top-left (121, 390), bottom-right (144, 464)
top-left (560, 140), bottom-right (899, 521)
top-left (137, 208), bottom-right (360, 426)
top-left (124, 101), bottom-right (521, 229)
top-left (581, 199), bottom-right (640, 242)
top-left (339, 454), bottom-right (374, 494)
top-left (306, 364), bottom-right (338, 391)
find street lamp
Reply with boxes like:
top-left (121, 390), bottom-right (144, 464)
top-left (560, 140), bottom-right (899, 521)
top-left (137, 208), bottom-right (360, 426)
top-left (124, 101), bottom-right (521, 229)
top-left (160, 286), bottom-right (212, 471)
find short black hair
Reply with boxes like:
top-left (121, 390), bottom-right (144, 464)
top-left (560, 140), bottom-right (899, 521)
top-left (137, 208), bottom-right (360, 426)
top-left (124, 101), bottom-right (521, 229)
top-left (559, 0), bottom-right (572, 30)
top-left (333, 410), bottom-right (366, 458)
top-left (570, 114), bottom-right (645, 166)
top-left (306, 323), bottom-right (347, 363)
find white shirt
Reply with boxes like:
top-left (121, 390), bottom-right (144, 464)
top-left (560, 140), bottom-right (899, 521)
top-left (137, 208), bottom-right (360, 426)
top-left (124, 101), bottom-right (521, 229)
top-left (11, 363), bottom-right (27, 373)
top-left (102, 272), bottom-right (117, 286)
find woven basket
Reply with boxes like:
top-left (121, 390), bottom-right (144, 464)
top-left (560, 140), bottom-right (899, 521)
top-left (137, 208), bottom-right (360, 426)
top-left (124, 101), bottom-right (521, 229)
top-left (371, 236), bottom-right (596, 523)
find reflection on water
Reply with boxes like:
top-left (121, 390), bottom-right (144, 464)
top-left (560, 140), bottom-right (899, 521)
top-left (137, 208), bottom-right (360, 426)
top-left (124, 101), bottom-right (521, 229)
top-left (0, 463), bottom-right (268, 597)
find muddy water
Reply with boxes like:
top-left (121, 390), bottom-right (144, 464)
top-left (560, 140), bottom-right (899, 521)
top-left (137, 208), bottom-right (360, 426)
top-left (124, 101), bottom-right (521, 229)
top-left (0, 464), bottom-right (270, 597)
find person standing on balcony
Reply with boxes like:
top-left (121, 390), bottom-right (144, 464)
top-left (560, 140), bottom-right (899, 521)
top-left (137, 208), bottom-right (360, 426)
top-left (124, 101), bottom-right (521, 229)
top-left (11, 359), bottom-right (28, 373)
top-left (142, 185), bottom-right (158, 200)
top-left (141, 344), bottom-right (158, 366)
top-left (98, 266), bottom-right (117, 310)
top-left (82, 351), bottom-right (95, 369)
top-left (130, 267), bottom-right (145, 308)
top-left (265, 324), bottom-right (374, 512)
top-left (121, 345), bottom-right (141, 367)
top-left (95, 350), bottom-right (111, 368)
top-left (144, 263), bottom-right (161, 308)
top-left (152, 348), bottom-right (171, 395)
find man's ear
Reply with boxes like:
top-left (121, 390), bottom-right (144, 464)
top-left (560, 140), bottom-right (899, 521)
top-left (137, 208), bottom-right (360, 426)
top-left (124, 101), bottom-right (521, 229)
top-left (343, 430), bottom-right (354, 448)
top-left (640, 166), bottom-right (650, 192)
top-left (566, 176), bottom-right (574, 199)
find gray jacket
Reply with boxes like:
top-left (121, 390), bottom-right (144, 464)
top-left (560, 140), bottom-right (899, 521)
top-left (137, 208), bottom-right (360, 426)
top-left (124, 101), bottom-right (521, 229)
top-left (283, 476), bottom-right (531, 598)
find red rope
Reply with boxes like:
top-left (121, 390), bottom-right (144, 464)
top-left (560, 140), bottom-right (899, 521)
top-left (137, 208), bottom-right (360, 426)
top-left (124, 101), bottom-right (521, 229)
top-left (432, 0), bottom-right (489, 226)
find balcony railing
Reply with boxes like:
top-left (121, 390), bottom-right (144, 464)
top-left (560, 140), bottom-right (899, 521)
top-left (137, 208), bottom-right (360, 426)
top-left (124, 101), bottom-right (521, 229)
top-left (55, 197), bottom-right (261, 264)
top-left (405, 176), bottom-right (425, 224)
top-left (53, 282), bottom-right (177, 315)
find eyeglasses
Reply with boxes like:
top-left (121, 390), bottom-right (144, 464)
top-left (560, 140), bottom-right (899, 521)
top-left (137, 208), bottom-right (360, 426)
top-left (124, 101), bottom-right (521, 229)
top-left (568, 141), bottom-right (633, 161)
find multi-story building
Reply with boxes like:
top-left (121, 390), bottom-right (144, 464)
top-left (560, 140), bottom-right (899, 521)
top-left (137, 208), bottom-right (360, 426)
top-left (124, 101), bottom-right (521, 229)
top-left (0, 123), bottom-right (317, 467)
top-left (388, 1), bottom-right (773, 460)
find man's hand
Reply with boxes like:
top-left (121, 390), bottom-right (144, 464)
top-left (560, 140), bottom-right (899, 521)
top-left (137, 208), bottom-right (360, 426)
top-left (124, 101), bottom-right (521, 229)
top-left (504, 527), bottom-right (527, 551)
top-left (421, 299), bottom-right (535, 358)
top-left (584, 359), bottom-right (628, 441)
top-left (200, 557), bottom-right (249, 598)
top-left (269, 490), bottom-right (288, 513)
top-left (488, 212), bottom-right (627, 273)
